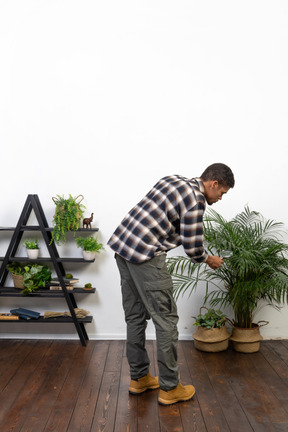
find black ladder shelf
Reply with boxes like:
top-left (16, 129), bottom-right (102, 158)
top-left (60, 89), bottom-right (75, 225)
top-left (0, 194), bottom-right (98, 346)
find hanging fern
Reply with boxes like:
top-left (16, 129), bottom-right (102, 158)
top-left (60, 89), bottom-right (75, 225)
top-left (51, 194), bottom-right (86, 245)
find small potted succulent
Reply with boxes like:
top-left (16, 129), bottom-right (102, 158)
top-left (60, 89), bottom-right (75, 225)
top-left (83, 282), bottom-right (93, 291)
top-left (24, 239), bottom-right (40, 259)
top-left (76, 236), bottom-right (104, 260)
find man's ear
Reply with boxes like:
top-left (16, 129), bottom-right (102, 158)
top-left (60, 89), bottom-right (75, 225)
top-left (211, 180), bottom-right (219, 189)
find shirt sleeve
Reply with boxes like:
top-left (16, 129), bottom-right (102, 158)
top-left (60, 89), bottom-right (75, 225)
top-left (180, 200), bottom-right (208, 263)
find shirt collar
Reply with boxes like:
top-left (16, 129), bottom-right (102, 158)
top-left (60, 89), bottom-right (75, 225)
top-left (191, 177), bottom-right (205, 194)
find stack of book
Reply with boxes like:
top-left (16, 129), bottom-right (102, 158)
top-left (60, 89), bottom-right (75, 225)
top-left (9, 308), bottom-right (40, 320)
top-left (49, 277), bottom-right (79, 291)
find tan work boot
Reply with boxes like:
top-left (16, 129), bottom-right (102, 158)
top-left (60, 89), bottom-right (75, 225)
top-left (158, 382), bottom-right (196, 405)
top-left (129, 372), bottom-right (160, 394)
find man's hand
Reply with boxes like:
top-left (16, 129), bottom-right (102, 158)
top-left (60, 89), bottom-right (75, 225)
top-left (206, 255), bottom-right (223, 270)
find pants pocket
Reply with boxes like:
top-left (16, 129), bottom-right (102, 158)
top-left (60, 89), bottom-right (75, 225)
top-left (144, 277), bottom-right (175, 315)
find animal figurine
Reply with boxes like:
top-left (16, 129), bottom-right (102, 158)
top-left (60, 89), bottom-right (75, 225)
top-left (83, 213), bottom-right (94, 229)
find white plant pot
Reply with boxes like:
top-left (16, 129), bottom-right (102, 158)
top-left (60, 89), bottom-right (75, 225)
top-left (82, 250), bottom-right (96, 261)
top-left (26, 249), bottom-right (40, 259)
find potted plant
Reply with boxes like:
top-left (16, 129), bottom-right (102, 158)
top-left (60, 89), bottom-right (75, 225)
top-left (6, 262), bottom-right (26, 289)
top-left (76, 236), bottom-right (104, 260)
top-left (83, 282), bottom-right (93, 291)
top-left (24, 239), bottom-right (40, 259)
top-left (21, 264), bottom-right (52, 295)
top-left (192, 307), bottom-right (230, 352)
top-left (7, 262), bottom-right (52, 295)
top-left (51, 194), bottom-right (86, 245)
top-left (167, 207), bottom-right (288, 353)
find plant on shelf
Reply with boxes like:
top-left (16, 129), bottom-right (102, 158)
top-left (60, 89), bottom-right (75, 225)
top-left (6, 262), bottom-right (26, 289)
top-left (7, 262), bottom-right (25, 276)
top-left (166, 206), bottom-right (288, 352)
top-left (22, 264), bottom-right (52, 295)
top-left (7, 262), bottom-right (52, 295)
top-left (83, 282), bottom-right (93, 290)
top-left (76, 236), bottom-right (104, 260)
top-left (24, 239), bottom-right (40, 259)
top-left (192, 307), bottom-right (230, 352)
top-left (51, 194), bottom-right (86, 245)
top-left (24, 239), bottom-right (39, 250)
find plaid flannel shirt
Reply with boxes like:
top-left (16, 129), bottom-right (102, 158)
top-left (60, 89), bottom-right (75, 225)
top-left (108, 175), bottom-right (208, 264)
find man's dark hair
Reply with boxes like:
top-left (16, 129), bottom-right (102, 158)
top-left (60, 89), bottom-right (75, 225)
top-left (200, 163), bottom-right (235, 188)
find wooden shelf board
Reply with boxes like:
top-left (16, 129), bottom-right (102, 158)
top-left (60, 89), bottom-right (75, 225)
top-left (0, 316), bottom-right (93, 323)
top-left (0, 287), bottom-right (96, 297)
top-left (0, 226), bottom-right (99, 232)
top-left (0, 257), bottom-right (95, 263)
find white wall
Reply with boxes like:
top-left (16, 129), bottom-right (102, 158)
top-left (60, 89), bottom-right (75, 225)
top-left (0, 1), bottom-right (287, 340)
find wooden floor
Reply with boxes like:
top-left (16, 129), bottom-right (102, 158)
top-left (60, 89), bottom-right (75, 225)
top-left (0, 339), bottom-right (288, 432)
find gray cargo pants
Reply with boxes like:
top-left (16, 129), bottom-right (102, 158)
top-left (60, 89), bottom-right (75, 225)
top-left (115, 253), bottom-right (179, 391)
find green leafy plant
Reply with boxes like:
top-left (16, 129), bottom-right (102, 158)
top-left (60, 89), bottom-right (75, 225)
top-left (7, 262), bottom-right (52, 295)
top-left (167, 207), bottom-right (288, 329)
top-left (24, 239), bottom-right (39, 250)
top-left (193, 308), bottom-right (227, 329)
top-left (22, 264), bottom-right (52, 295)
top-left (6, 262), bottom-right (26, 276)
top-left (76, 236), bottom-right (104, 253)
top-left (51, 194), bottom-right (86, 245)
top-left (84, 283), bottom-right (92, 289)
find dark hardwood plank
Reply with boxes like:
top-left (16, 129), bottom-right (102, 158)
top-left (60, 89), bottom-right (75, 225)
top-left (182, 341), bottom-right (231, 432)
top-left (179, 341), bottom-right (217, 432)
top-left (138, 341), bottom-right (161, 432)
top-left (0, 340), bottom-right (50, 424)
top-left (0, 339), bottom-right (36, 391)
top-left (200, 349), bottom-right (254, 432)
top-left (281, 340), bottom-right (288, 351)
top-left (20, 340), bottom-right (80, 432)
top-left (67, 340), bottom-right (110, 432)
top-left (90, 340), bottom-right (124, 432)
top-left (0, 340), bottom-right (70, 432)
top-left (262, 341), bottom-right (288, 371)
top-left (114, 351), bottom-right (138, 432)
top-left (250, 349), bottom-right (288, 402)
top-left (256, 342), bottom-right (288, 430)
top-left (148, 340), bottom-right (185, 432)
top-left (43, 341), bottom-right (95, 432)
top-left (159, 404), bottom-right (184, 432)
top-left (221, 348), bottom-right (279, 432)
top-left (105, 340), bottom-right (125, 372)
top-left (90, 371), bottom-right (120, 432)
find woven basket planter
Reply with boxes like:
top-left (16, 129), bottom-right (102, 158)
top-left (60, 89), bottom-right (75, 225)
top-left (193, 325), bottom-right (230, 352)
top-left (230, 322), bottom-right (268, 353)
top-left (12, 274), bottom-right (24, 289)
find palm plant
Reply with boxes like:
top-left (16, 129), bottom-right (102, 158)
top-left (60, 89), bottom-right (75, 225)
top-left (166, 207), bottom-right (288, 328)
